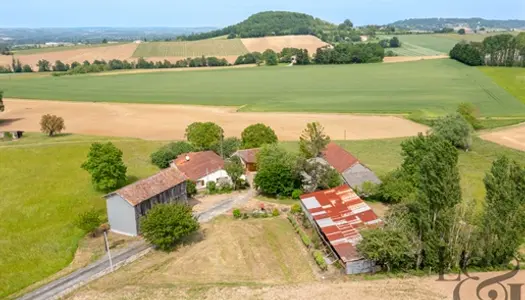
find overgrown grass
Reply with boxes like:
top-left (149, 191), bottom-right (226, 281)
top-left (0, 133), bottom-right (163, 298)
top-left (2, 59), bottom-right (525, 116)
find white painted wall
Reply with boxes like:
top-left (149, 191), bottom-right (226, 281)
top-left (196, 169), bottom-right (231, 189)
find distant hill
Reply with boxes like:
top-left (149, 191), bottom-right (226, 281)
top-left (180, 11), bottom-right (336, 41)
top-left (389, 18), bottom-right (525, 31)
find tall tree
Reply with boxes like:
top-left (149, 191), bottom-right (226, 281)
top-left (299, 122), bottom-right (331, 158)
top-left (254, 144), bottom-right (300, 197)
top-left (37, 59), bottom-right (51, 72)
top-left (185, 122), bottom-right (224, 150)
top-left (241, 123), bottom-right (278, 149)
top-left (81, 142), bottom-right (127, 192)
top-left (0, 90), bottom-right (4, 112)
top-left (478, 156), bottom-right (525, 267)
top-left (40, 114), bottom-right (65, 136)
top-left (225, 156), bottom-right (245, 190)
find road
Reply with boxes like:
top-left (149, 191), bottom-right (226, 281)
top-left (18, 190), bottom-right (253, 300)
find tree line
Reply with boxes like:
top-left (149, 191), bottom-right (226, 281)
top-left (314, 43), bottom-right (385, 64)
top-left (450, 33), bottom-right (525, 67)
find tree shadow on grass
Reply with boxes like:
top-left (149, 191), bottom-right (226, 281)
top-left (0, 118), bottom-right (24, 127)
top-left (126, 175), bottom-right (140, 185)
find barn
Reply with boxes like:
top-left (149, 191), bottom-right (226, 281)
top-left (300, 185), bottom-right (382, 274)
top-left (104, 167), bottom-right (188, 236)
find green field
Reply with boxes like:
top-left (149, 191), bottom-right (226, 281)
top-left (2, 59), bottom-right (525, 116)
top-left (395, 35), bottom-right (457, 54)
top-left (132, 39), bottom-right (249, 57)
top-left (478, 67), bottom-right (525, 104)
top-left (13, 43), bottom-right (126, 55)
top-left (0, 134), bottom-right (162, 298)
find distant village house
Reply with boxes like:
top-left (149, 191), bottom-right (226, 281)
top-left (300, 185), bottom-right (382, 274)
top-left (104, 168), bottom-right (188, 236)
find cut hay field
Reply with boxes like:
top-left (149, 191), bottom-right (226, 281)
top-left (2, 59), bottom-right (525, 116)
top-left (132, 39), bottom-right (249, 57)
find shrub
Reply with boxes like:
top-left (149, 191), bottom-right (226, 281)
top-left (186, 180), bottom-right (197, 198)
top-left (457, 102), bottom-right (482, 130)
top-left (377, 169), bottom-right (415, 204)
top-left (140, 203), bottom-right (199, 251)
top-left (74, 209), bottom-right (102, 237)
top-left (291, 203), bottom-right (302, 214)
top-left (450, 42), bottom-right (484, 66)
top-left (241, 213), bottom-right (249, 219)
top-left (40, 114), bottom-right (65, 136)
top-left (431, 113), bottom-right (473, 150)
top-left (300, 231), bottom-right (312, 247)
top-left (210, 136), bottom-right (241, 158)
top-left (272, 208), bottom-right (280, 217)
top-left (313, 250), bottom-right (328, 270)
top-left (206, 181), bottom-right (217, 194)
top-left (311, 233), bottom-right (322, 249)
top-left (233, 208), bottom-right (242, 219)
top-left (81, 142), bottom-right (127, 192)
top-left (292, 189), bottom-right (302, 200)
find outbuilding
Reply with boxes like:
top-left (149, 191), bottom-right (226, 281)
top-left (300, 185), bottom-right (382, 274)
top-left (232, 148), bottom-right (260, 172)
top-left (104, 167), bottom-right (188, 236)
top-left (171, 151), bottom-right (230, 190)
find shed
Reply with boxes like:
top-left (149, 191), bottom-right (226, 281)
top-left (321, 142), bottom-right (381, 189)
top-left (300, 185), bottom-right (382, 274)
top-left (233, 148), bottom-right (260, 172)
top-left (104, 168), bottom-right (188, 236)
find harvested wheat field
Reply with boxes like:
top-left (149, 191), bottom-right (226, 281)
top-left (383, 55), bottom-right (449, 63)
top-left (0, 99), bottom-right (427, 141)
top-left (481, 123), bottom-right (525, 151)
top-left (241, 35), bottom-right (329, 54)
top-left (3, 43), bottom-right (139, 70)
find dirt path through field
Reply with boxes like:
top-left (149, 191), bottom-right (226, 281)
top-left (0, 99), bottom-right (427, 141)
top-left (383, 55), bottom-right (449, 63)
top-left (480, 123), bottom-right (525, 151)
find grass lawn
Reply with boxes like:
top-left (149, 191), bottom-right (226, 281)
top-left (478, 67), bottom-right (525, 104)
top-left (2, 59), bottom-right (525, 117)
top-left (67, 217), bottom-right (314, 299)
top-left (0, 133), bottom-right (163, 298)
top-left (132, 39), bottom-right (248, 57)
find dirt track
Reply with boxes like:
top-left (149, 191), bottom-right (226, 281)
top-left (481, 123), bottom-right (525, 151)
top-left (0, 99), bottom-right (427, 141)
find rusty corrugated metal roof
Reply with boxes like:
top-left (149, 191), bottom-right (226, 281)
top-left (107, 168), bottom-right (188, 206)
top-left (300, 185), bottom-right (382, 262)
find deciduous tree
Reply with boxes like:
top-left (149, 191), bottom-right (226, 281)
top-left (225, 156), bottom-right (245, 190)
top-left (150, 141), bottom-right (194, 169)
top-left (254, 144), bottom-right (300, 197)
top-left (74, 209), bottom-right (102, 237)
top-left (457, 102), bottom-right (482, 130)
top-left (0, 90), bottom-right (4, 112)
top-left (40, 114), bottom-right (65, 136)
top-left (140, 203), bottom-right (199, 251)
top-left (185, 122), bottom-right (224, 150)
top-left (81, 142), bottom-right (127, 192)
top-left (431, 114), bottom-right (473, 150)
top-left (37, 59), bottom-right (51, 72)
top-left (299, 122), bottom-right (330, 158)
top-left (241, 123), bottom-right (278, 149)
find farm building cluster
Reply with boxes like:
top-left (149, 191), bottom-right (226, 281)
top-left (103, 144), bottom-right (382, 275)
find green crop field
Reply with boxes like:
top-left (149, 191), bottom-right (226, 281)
top-left (394, 35), bottom-right (457, 54)
top-left (132, 39), bottom-right (249, 57)
top-left (2, 59), bottom-right (525, 116)
top-left (0, 134), bottom-right (162, 298)
top-left (478, 67), bottom-right (525, 104)
top-left (390, 42), bottom-right (444, 56)
top-left (440, 31), bottom-right (519, 42)
top-left (13, 43), bottom-right (126, 55)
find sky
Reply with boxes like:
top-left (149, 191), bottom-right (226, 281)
top-left (1, 0), bottom-right (524, 28)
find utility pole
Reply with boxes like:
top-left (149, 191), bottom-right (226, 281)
top-left (220, 135), bottom-right (224, 159)
top-left (103, 230), bottom-right (114, 272)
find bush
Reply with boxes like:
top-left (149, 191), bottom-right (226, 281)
top-left (185, 122), bottom-right (224, 150)
top-left (377, 169), bottom-right (415, 204)
top-left (186, 180), bottom-right (197, 198)
top-left (291, 203), bottom-right (302, 214)
top-left (150, 141), bottom-right (194, 169)
top-left (233, 208), bottom-right (242, 219)
top-left (291, 189), bottom-right (302, 200)
top-left (210, 136), bottom-right (241, 158)
top-left (74, 209), bottom-right (102, 237)
top-left (206, 181), bottom-right (217, 194)
top-left (140, 203), bottom-right (199, 251)
top-left (313, 250), bottom-right (328, 270)
top-left (431, 113), bottom-right (473, 150)
top-left (40, 114), bottom-right (65, 136)
top-left (457, 102), bottom-right (482, 130)
top-left (272, 208), bottom-right (280, 217)
top-left (311, 233), bottom-right (322, 249)
top-left (300, 231), bottom-right (312, 247)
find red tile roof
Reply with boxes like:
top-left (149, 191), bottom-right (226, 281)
top-left (172, 151), bottom-right (225, 181)
top-left (234, 148), bottom-right (260, 164)
top-left (108, 168), bottom-right (188, 206)
top-left (300, 185), bottom-right (382, 262)
top-left (321, 142), bottom-right (359, 173)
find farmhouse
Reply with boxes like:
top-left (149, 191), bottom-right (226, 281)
top-left (233, 148), bottom-right (260, 172)
top-left (321, 142), bottom-right (381, 189)
top-left (171, 151), bottom-right (230, 189)
top-left (300, 185), bottom-right (382, 274)
top-left (104, 168), bottom-right (188, 236)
